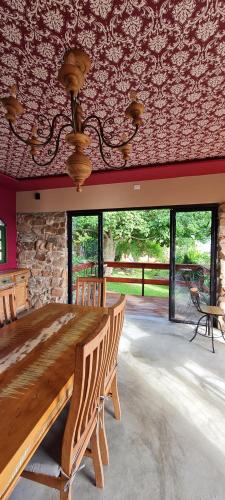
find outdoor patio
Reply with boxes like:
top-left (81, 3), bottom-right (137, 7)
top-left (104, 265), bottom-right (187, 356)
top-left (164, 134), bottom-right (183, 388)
top-left (106, 292), bottom-right (169, 318)
top-left (11, 310), bottom-right (225, 500)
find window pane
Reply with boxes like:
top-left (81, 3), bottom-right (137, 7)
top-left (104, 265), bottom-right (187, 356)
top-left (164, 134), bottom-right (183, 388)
top-left (0, 223), bottom-right (6, 263)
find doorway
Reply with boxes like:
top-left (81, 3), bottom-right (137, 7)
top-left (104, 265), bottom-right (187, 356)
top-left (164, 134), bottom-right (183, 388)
top-left (68, 205), bottom-right (218, 323)
top-left (169, 206), bottom-right (217, 323)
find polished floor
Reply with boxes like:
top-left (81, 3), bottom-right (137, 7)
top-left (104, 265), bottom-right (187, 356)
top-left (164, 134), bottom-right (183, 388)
top-left (10, 313), bottom-right (225, 500)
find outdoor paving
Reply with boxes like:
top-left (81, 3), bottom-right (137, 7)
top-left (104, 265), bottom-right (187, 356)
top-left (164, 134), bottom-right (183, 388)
top-left (106, 292), bottom-right (169, 317)
top-left (11, 308), bottom-right (225, 500)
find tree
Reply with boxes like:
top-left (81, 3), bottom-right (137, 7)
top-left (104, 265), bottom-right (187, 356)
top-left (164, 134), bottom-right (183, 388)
top-left (72, 209), bottom-right (211, 264)
top-left (72, 210), bottom-right (170, 263)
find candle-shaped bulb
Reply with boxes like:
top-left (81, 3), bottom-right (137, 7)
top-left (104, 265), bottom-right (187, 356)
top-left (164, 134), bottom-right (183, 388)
top-left (129, 90), bottom-right (138, 101)
top-left (31, 125), bottom-right (37, 137)
top-left (9, 85), bottom-right (17, 98)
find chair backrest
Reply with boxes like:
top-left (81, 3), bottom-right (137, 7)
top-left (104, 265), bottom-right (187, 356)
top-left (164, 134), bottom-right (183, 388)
top-left (0, 286), bottom-right (17, 327)
top-left (104, 294), bottom-right (126, 391)
top-left (190, 287), bottom-right (201, 312)
top-left (61, 314), bottom-right (110, 475)
top-left (75, 277), bottom-right (106, 307)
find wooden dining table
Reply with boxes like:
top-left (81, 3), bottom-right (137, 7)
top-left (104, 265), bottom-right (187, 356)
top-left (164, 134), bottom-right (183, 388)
top-left (0, 303), bottom-right (108, 499)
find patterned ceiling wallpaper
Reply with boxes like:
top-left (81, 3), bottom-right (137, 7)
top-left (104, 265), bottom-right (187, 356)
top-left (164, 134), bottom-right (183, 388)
top-left (0, 0), bottom-right (225, 179)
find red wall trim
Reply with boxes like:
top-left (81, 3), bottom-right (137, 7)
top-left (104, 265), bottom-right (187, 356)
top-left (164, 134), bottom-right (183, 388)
top-left (1, 158), bottom-right (225, 192)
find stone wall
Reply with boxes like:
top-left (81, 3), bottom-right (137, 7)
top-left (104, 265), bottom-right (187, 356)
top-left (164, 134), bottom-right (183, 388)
top-left (17, 212), bottom-right (67, 309)
top-left (218, 203), bottom-right (225, 326)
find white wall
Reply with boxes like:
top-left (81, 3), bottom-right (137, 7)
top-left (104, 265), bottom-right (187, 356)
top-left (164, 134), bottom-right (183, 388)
top-left (16, 173), bottom-right (225, 212)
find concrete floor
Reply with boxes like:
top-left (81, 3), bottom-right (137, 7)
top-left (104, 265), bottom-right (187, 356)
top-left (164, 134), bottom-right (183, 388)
top-left (10, 314), bottom-right (225, 500)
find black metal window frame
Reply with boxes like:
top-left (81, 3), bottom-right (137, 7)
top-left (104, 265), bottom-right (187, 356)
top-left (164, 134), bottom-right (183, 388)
top-left (67, 203), bottom-right (218, 319)
top-left (67, 211), bottom-right (103, 304)
top-left (0, 220), bottom-right (6, 264)
top-left (169, 204), bottom-right (218, 324)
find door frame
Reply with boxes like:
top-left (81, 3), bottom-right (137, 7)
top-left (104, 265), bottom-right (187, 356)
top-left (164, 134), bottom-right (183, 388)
top-left (67, 211), bottom-right (103, 304)
top-left (169, 204), bottom-right (218, 323)
top-left (67, 203), bottom-right (218, 314)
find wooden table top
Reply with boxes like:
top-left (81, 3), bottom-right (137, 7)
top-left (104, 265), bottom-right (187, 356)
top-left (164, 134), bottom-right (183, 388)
top-left (0, 303), bottom-right (108, 499)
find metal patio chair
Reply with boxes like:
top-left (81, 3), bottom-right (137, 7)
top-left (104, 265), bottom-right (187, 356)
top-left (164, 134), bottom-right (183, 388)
top-left (189, 287), bottom-right (225, 353)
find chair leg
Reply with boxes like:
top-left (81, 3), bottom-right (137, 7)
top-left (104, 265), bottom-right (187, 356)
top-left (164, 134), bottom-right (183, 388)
top-left (90, 424), bottom-right (104, 488)
top-left (111, 372), bottom-right (121, 421)
top-left (60, 485), bottom-right (72, 500)
top-left (189, 315), bottom-right (207, 343)
top-left (99, 403), bottom-right (109, 465)
top-left (209, 317), bottom-right (215, 353)
top-left (189, 327), bottom-right (198, 343)
top-left (205, 316), bottom-right (208, 336)
top-left (196, 315), bottom-right (207, 335)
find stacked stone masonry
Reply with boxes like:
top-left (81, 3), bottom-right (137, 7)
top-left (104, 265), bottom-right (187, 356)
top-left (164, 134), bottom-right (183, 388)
top-left (17, 212), bottom-right (68, 309)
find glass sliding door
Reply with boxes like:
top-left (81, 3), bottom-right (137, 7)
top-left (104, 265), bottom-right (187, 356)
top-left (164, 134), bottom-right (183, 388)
top-left (68, 212), bottom-right (103, 303)
top-left (169, 206), bottom-right (217, 323)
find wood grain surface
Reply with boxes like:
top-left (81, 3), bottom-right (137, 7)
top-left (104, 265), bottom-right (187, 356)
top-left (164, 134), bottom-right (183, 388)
top-left (0, 303), bottom-right (108, 499)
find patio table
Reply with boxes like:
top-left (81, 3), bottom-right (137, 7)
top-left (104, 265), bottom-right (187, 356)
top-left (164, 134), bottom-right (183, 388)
top-left (0, 303), bottom-right (108, 499)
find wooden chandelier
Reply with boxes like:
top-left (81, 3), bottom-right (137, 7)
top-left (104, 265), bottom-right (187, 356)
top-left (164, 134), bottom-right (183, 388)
top-left (1, 48), bottom-right (144, 192)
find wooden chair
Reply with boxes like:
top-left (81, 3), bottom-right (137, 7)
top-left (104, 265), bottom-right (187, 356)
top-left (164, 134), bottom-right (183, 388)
top-left (0, 286), bottom-right (17, 327)
top-left (22, 314), bottom-right (111, 500)
top-left (189, 287), bottom-right (225, 353)
top-left (99, 295), bottom-right (126, 466)
top-left (75, 277), bottom-right (106, 307)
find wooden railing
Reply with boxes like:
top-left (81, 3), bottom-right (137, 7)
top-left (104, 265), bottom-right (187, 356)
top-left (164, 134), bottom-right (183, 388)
top-left (104, 261), bottom-right (169, 297)
top-left (73, 261), bottom-right (210, 296)
top-left (73, 261), bottom-right (97, 274)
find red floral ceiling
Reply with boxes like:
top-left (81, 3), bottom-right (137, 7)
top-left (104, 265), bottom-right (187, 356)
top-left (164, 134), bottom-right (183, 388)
top-left (0, 0), bottom-right (225, 179)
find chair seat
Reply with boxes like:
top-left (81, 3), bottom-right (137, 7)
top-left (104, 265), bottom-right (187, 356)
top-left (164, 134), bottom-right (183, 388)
top-left (25, 404), bottom-right (69, 477)
top-left (25, 445), bottom-right (61, 477)
top-left (200, 305), bottom-right (224, 316)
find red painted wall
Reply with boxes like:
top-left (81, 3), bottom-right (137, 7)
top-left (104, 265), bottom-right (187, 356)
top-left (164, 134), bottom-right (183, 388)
top-left (0, 185), bottom-right (16, 270)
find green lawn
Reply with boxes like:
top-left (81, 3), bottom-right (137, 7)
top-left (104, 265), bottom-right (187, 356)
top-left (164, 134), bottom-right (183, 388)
top-left (110, 268), bottom-right (169, 279)
top-left (107, 282), bottom-right (169, 297)
top-left (106, 266), bottom-right (169, 297)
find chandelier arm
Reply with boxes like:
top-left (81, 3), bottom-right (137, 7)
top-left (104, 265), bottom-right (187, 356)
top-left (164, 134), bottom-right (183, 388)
top-left (9, 121), bottom-right (29, 145)
top-left (36, 113), bottom-right (52, 138)
top-left (82, 114), bottom-right (138, 149)
top-left (31, 123), bottom-right (72, 167)
top-left (9, 112), bottom-right (71, 148)
top-left (84, 124), bottom-right (127, 170)
top-left (36, 112), bottom-right (72, 146)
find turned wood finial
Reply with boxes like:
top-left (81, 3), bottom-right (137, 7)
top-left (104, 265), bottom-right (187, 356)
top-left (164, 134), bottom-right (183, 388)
top-left (31, 125), bottom-right (37, 136)
top-left (66, 131), bottom-right (92, 191)
top-left (125, 92), bottom-right (144, 127)
top-left (27, 125), bottom-right (41, 155)
top-left (119, 135), bottom-right (132, 161)
top-left (129, 90), bottom-right (138, 100)
top-left (66, 151), bottom-right (92, 192)
top-left (1, 85), bottom-right (24, 122)
top-left (9, 85), bottom-right (17, 98)
top-left (58, 48), bottom-right (91, 94)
